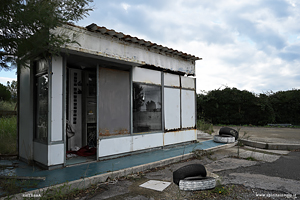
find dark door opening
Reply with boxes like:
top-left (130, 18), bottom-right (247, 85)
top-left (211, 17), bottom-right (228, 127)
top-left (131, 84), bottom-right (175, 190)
top-left (66, 67), bottom-right (97, 165)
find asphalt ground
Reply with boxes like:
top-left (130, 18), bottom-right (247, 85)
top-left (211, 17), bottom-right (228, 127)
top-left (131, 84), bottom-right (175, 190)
top-left (85, 127), bottom-right (300, 200)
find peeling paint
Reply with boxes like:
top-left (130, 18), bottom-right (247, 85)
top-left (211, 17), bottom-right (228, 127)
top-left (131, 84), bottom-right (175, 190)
top-left (56, 25), bottom-right (199, 75)
top-left (99, 128), bottom-right (129, 137)
top-left (164, 128), bottom-right (181, 132)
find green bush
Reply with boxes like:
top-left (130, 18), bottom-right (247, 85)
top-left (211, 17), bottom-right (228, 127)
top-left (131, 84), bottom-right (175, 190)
top-left (0, 116), bottom-right (17, 155)
top-left (0, 83), bottom-right (11, 101)
top-left (269, 89), bottom-right (300, 124)
top-left (198, 87), bottom-right (275, 126)
top-left (0, 101), bottom-right (16, 111)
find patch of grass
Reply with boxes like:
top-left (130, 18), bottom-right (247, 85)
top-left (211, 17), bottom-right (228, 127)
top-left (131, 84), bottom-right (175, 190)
top-left (192, 181), bottom-right (235, 199)
top-left (39, 183), bottom-right (72, 200)
top-left (211, 185), bottom-right (231, 195)
top-left (0, 116), bottom-right (17, 155)
top-left (197, 119), bottom-right (214, 134)
top-left (245, 157), bottom-right (257, 161)
top-left (37, 181), bottom-right (106, 200)
top-left (0, 178), bottom-right (40, 197)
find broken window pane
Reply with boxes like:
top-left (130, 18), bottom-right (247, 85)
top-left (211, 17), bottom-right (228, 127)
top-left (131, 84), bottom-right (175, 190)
top-left (35, 60), bottom-right (49, 143)
top-left (36, 59), bottom-right (48, 74)
top-left (133, 83), bottom-right (162, 133)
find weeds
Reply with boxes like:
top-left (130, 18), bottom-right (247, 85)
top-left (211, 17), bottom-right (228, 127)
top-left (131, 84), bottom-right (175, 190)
top-left (192, 180), bottom-right (234, 199)
top-left (40, 183), bottom-right (73, 200)
top-left (193, 149), bottom-right (215, 160)
top-left (37, 181), bottom-right (106, 199)
top-left (211, 183), bottom-right (231, 195)
top-left (197, 119), bottom-right (214, 134)
top-left (236, 129), bottom-right (250, 158)
top-left (0, 116), bottom-right (17, 155)
top-left (245, 157), bottom-right (257, 161)
top-left (0, 177), bottom-right (39, 197)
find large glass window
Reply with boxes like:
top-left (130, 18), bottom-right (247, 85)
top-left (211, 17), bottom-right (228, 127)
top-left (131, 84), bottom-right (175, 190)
top-left (133, 83), bottom-right (162, 133)
top-left (35, 60), bottom-right (49, 142)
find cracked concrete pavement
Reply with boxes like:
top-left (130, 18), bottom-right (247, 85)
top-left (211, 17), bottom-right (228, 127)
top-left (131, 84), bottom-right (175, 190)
top-left (83, 127), bottom-right (300, 199)
top-left (89, 145), bottom-right (300, 199)
top-left (208, 147), bottom-right (300, 196)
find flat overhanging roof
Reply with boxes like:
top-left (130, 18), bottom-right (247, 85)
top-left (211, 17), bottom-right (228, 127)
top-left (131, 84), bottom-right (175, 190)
top-left (84, 23), bottom-right (202, 61)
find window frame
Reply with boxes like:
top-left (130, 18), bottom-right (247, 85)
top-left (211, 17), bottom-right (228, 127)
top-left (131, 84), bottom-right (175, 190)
top-left (34, 59), bottom-right (50, 143)
top-left (132, 82), bottom-right (163, 134)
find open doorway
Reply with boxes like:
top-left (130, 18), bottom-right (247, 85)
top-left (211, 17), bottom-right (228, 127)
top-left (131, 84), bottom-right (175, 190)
top-left (66, 67), bottom-right (97, 166)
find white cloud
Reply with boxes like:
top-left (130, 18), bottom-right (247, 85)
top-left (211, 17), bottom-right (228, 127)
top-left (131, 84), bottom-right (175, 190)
top-left (78, 0), bottom-right (300, 94)
top-left (0, 77), bottom-right (16, 85)
top-left (121, 3), bottom-right (131, 11)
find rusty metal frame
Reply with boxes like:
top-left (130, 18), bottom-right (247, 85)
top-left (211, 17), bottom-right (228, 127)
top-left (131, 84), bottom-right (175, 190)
top-left (131, 79), bottom-right (163, 134)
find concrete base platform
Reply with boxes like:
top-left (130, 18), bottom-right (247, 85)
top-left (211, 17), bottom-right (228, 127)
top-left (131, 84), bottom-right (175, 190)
top-left (1, 140), bottom-right (234, 199)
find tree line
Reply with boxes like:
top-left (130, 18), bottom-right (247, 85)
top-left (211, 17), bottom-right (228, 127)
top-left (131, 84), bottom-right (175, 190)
top-left (0, 81), bottom-right (17, 102)
top-left (197, 87), bottom-right (300, 126)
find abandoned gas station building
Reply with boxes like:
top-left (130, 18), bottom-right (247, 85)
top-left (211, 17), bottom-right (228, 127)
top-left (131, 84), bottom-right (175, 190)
top-left (18, 23), bottom-right (201, 169)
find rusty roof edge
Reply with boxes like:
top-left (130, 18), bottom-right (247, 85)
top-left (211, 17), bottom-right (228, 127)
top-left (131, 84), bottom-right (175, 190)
top-left (84, 23), bottom-right (202, 61)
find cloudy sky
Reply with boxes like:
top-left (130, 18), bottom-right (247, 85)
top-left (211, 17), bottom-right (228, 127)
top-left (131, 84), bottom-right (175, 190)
top-left (1, 0), bottom-right (300, 94)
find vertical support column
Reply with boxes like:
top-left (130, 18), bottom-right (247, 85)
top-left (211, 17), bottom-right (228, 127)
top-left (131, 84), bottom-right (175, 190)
top-left (47, 56), bottom-right (64, 168)
top-left (130, 66), bottom-right (133, 135)
top-left (180, 76), bottom-right (182, 129)
top-left (161, 72), bottom-right (165, 132)
top-left (18, 64), bottom-right (34, 162)
top-left (63, 56), bottom-right (67, 166)
top-left (96, 65), bottom-right (100, 160)
top-left (50, 56), bottom-right (63, 142)
top-left (194, 78), bottom-right (197, 129)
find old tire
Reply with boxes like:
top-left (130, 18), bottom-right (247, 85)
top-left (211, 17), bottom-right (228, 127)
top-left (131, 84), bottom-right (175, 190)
top-left (219, 127), bottom-right (239, 140)
top-left (213, 135), bottom-right (235, 143)
top-left (179, 177), bottom-right (216, 191)
top-left (173, 164), bottom-right (207, 185)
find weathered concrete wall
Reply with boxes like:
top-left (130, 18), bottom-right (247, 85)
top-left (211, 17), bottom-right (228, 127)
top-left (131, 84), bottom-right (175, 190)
top-left (53, 25), bottom-right (196, 75)
top-left (98, 129), bottom-right (196, 158)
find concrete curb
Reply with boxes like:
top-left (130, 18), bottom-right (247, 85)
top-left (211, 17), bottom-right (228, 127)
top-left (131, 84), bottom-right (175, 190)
top-left (5, 142), bottom-right (235, 200)
top-left (240, 139), bottom-right (300, 150)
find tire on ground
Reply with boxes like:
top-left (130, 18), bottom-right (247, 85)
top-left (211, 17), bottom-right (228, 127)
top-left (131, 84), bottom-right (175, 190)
top-left (179, 177), bottom-right (216, 191)
top-left (173, 164), bottom-right (207, 185)
top-left (213, 135), bottom-right (235, 143)
top-left (219, 127), bottom-right (239, 140)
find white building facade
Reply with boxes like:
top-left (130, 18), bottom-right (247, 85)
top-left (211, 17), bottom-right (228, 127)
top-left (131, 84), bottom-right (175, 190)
top-left (18, 23), bottom-right (201, 169)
